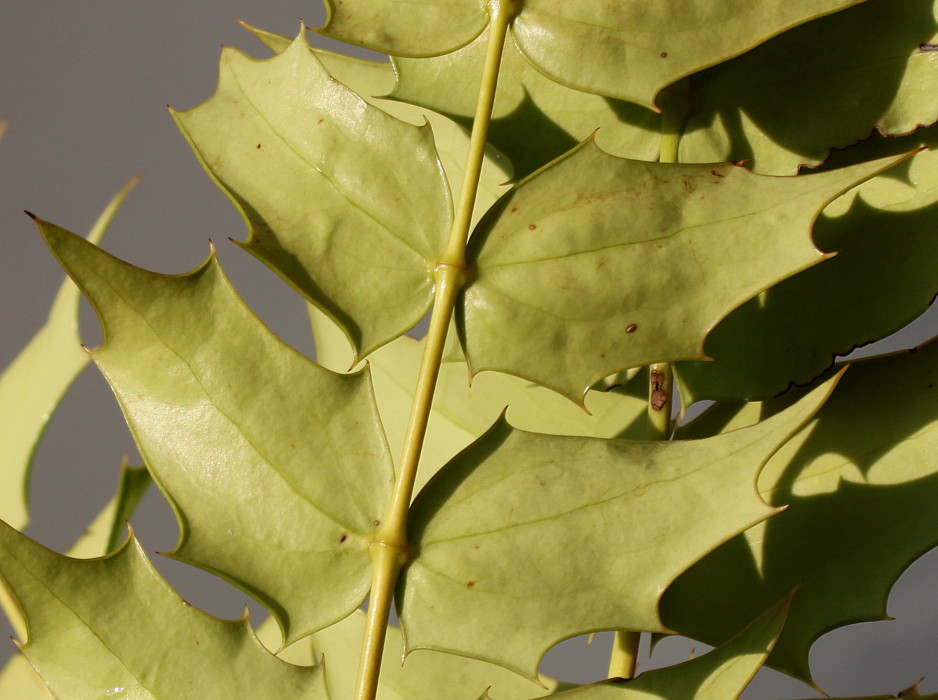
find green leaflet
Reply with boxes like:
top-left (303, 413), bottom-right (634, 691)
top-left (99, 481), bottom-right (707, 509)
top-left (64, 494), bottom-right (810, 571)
top-left (680, 0), bottom-right (938, 174)
top-left (0, 178), bottom-right (137, 530)
top-left (550, 597), bottom-right (791, 699)
top-left (674, 147), bottom-right (938, 404)
top-left (390, 26), bottom-right (659, 180)
top-left (661, 341), bottom-right (938, 686)
top-left (35, 220), bottom-right (395, 645)
top-left (398, 376), bottom-right (834, 679)
top-left (173, 30), bottom-right (453, 360)
top-left (309, 307), bottom-right (649, 495)
top-left (460, 140), bottom-right (903, 403)
top-left (257, 610), bottom-right (567, 700)
top-left (0, 462), bottom-right (151, 698)
top-left (319, 0), bottom-right (867, 110)
top-left (238, 21), bottom-right (511, 254)
top-left (0, 521), bottom-right (326, 698)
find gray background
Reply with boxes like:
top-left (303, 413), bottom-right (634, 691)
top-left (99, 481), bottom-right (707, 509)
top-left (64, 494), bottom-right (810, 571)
top-left (0, 3), bottom-right (935, 697)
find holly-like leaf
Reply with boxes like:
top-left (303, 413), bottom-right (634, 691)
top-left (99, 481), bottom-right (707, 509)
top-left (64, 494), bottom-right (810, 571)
top-left (459, 141), bottom-right (902, 403)
top-left (390, 27), bottom-right (659, 180)
top-left (0, 461), bottom-right (150, 698)
top-left (661, 341), bottom-right (938, 686)
top-left (35, 219), bottom-right (395, 645)
top-left (319, 0), bottom-right (867, 110)
top-left (398, 376), bottom-right (834, 679)
top-left (238, 21), bottom-right (511, 248)
top-left (0, 520), bottom-right (327, 698)
top-left (308, 306), bottom-right (649, 495)
top-left (674, 147), bottom-right (938, 404)
top-left (550, 596), bottom-right (791, 699)
top-left (680, 0), bottom-right (938, 174)
top-left (258, 609), bottom-right (567, 700)
top-left (0, 178), bottom-right (137, 530)
top-left (174, 29), bottom-right (452, 359)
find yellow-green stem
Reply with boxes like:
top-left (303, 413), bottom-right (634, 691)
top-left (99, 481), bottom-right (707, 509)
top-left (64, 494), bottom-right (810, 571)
top-left (353, 4), bottom-right (514, 699)
top-left (608, 79), bottom-right (688, 682)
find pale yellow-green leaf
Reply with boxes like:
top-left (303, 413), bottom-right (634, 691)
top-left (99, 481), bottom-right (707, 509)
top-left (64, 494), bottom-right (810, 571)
top-left (399, 377), bottom-right (834, 678)
top-left (0, 521), bottom-right (327, 698)
top-left (318, 0), bottom-right (488, 58)
top-left (673, 146), bottom-right (938, 403)
top-left (460, 141), bottom-right (903, 403)
top-left (174, 30), bottom-right (452, 359)
top-left (551, 596), bottom-right (790, 699)
top-left (662, 341), bottom-right (938, 686)
top-left (680, 0), bottom-right (938, 174)
top-left (259, 609), bottom-right (564, 700)
top-left (36, 219), bottom-right (394, 645)
top-left (0, 177), bottom-right (137, 530)
top-left (308, 306), bottom-right (648, 493)
top-left (391, 25), bottom-right (659, 179)
top-left (0, 462), bottom-right (151, 696)
top-left (318, 0), bottom-right (869, 109)
top-left (239, 21), bottom-right (512, 242)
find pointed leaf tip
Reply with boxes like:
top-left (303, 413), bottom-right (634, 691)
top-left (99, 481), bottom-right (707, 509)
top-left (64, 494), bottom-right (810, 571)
top-left (175, 26), bottom-right (452, 359)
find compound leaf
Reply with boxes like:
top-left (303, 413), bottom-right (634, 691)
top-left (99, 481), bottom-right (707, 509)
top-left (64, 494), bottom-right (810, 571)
top-left (460, 141), bottom-right (902, 403)
top-left (0, 520), bottom-right (327, 698)
top-left (680, 0), bottom-right (938, 174)
top-left (319, 0), bottom-right (868, 109)
top-left (174, 29), bottom-right (452, 360)
top-left (550, 596), bottom-right (791, 699)
top-left (674, 147), bottom-right (938, 404)
top-left (391, 27), bottom-right (659, 180)
top-left (258, 609), bottom-right (567, 700)
top-left (0, 178), bottom-right (136, 530)
top-left (35, 219), bottom-right (394, 646)
top-left (398, 376), bottom-right (833, 679)
top-left (662, 341), bottom-right (938, 686)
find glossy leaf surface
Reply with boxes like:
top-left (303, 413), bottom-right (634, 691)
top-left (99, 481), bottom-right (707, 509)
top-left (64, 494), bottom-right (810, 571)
top-left (259, 609), bottom-right (566, 700)
top-left (0, 179), bottom-right (136, 530)
top-left (320, 0), bottom-right (867, 109)
top-left (399, 380), bottom-right (833, 678)
top-left (0, 521), bottom-right (326, 698)
top-left (674, 147), bottom-right (938, 403)
top-left (174, 31), bottom-right (452, 358)
top-left (680, 0), bottom-right (938, 174)
top-left (460, 142), bottom-right (900, 402)
top-left (391, 27), bottom-right (659, 179)
top-left (662, 342), bottom-right (938, 685)
top-left (551, 597), bottom-right (790, 699)
top-left (37, 220), bottom-right (394, 645)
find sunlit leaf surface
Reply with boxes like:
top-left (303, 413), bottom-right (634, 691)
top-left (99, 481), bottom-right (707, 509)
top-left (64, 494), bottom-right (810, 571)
top-left (662, 342), bottom-right (938, 686)
top-left (0, 521), bottom-right (326, 698)
top-left (399, 380), bottom-right (832, 678)
top-left (680, 0), bottom-right (938, 174)
top-left (320, 0), bottom-right (868, 109)
top-left (674, 147), bottom-right (938, 403)
top-left (174, 31), bottom-right (452, 358)
top-left (551, 597), bottom-right (790, 699)
top-left (460, 142), bottom-right (901, 402)
top-left (36, 220), bottom-right (394, 645)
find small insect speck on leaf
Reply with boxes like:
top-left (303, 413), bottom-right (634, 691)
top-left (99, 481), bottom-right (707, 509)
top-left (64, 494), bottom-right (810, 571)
top-left (626, 323), bottom-right (637, 333)
top-left (660, 52), bottom-right (668, 58)
top-left (919, 43), bottom-right (938, 51)
top-left (373, 520), bottom-right (380, 527)
top-left (466, 581), bottom-right (476, 588)
top-left (528, 224), bottom-right (537, 230)
top-left (339, 534), bottom-right (348, 543)
top-left (256, 144), bottom-right (261, 149)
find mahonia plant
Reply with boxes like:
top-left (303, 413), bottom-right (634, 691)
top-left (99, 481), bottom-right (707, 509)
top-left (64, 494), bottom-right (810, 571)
top-left (1, 1), bottom-right (937, 698)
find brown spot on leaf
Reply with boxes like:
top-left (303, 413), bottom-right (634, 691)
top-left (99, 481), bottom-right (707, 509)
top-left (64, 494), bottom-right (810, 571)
top-left (373, 520), bottom-right (380, 527)
top-left (339, 534), bottom-right (348, 543)
top-left (466, 581), bottom-right (476, 588)
top-left (256, 144), bottom-right (262, 149)
top-left (711, 169), bottom-right (724, 177)
top-left (528, 224), bottom-right (537, 230)
top-left (625, 324), bottom-right (638, 334)
top-left (651, 389), bottom-right (668, 411)
top-left (660, 52), bottom-right (668, 58)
